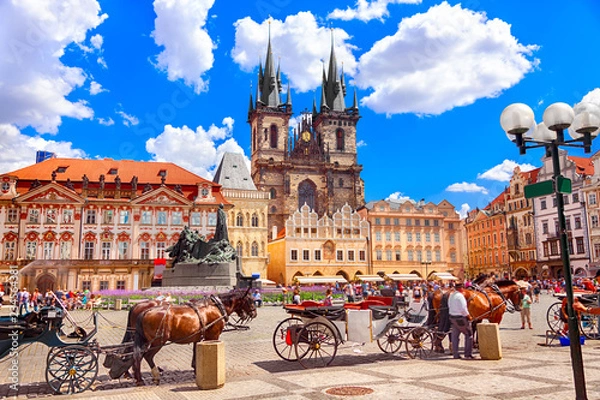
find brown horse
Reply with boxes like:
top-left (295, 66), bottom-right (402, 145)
top-left (131, 289), bottom-right (257, 385)
top-left (429, 280), bottom-right (522, 352)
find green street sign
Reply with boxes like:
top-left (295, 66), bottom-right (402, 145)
top-left (557, 176), bottom-right (572, 194)
top-left (525, 180), bottom-right (553, 199)
top-left (525, 176), bottom-right (572, 199)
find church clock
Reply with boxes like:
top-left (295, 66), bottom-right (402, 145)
top-left (301, 130), bottom-right (311, 143)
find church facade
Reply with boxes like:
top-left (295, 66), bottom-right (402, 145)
top-left (248, 34), bottom-right (365, 235)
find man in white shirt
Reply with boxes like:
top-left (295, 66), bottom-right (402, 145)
top-left (448, 282), bottom-right (474, 359)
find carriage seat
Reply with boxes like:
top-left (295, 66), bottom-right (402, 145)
top-left (284, 303), bottom-right (346, 321)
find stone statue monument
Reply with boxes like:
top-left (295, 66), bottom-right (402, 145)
top-left (162, 204), bottom-right (237, 287)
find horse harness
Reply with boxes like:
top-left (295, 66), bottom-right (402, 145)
top-left (466, 284), bottom-right (515, 322)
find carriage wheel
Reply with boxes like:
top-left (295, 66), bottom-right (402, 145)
top-left (377, 325), bottom-right (406, 354)
top-left (579, 312), bottom-right (600, 340)
top-left (546, 302), bottom-right (567, 336)
top-left (273, 317), bottom-right (304, 361)
top-left (294, 321), bottom-right (337, 369)
top-left (46, 345), bottom-right (98, 395)
top-left (405, 327), bottom-right (434, 359)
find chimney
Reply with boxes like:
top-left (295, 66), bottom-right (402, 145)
top-left (272, 226), bottom-right (278, 240)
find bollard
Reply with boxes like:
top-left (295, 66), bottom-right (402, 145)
top-left (477, 322), bottom-right (502, 360)
top-left (114, 298), bottom-right (122, 311)
top-left (196, 340), bottom-right (225, 389)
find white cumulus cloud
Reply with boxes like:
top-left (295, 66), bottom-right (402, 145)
top-left (116, 111), bottom-right (139, 127)
top-left (151, 0), bottom-right (216, 94)
top-left (458, 203), bottom-right (471, 219)
top-left (232, 13), bottom-right (357, 93)
top-left (0, 124), bottom-right (86, 173)
top-left (328, 0), bottom-right (421, 22)
top-left (0, 0), bottom-right (108, 134)
top-left (446, 182), bottom-right (489, 195)
top-left (355, 1), bottom-right (539, 115)
top-left (89, 81), bottom-right (107, 95)
top-left (97, 117), bottom-right (114, 126)
top-left (386, 191), bottom-right (415, 203)
top-left (478, 160), bottom-right (538, 182)
top-left (146, 118), bottom-right (247, 179)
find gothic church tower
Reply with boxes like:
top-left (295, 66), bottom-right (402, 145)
top-left (249, 30), bottom-right (365, 234)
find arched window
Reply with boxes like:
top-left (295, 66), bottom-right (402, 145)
top-left (251, 213), bottom-right (259, 227)
top-left (236, 212), bottom-right (243, 227)
top-left (338, 178), bottom-right (343, 187)
top-left (336, 128), bottom-right (344, 151)
top-left (236, 242), bottom-right (243, 257)
top-left (298, 180), bottom-right (317, 211)
top-left (270, 188), bottom-right (276, 199)
top-left (270, 125), bottom-right (278, 148)
top-left (251, 241), bottom-right (259, 257)
top-left (270, 206), bottom-right (277, 213)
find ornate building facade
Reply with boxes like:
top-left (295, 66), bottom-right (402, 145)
top-left (213, 152), bottom-right (270, 279)
top-left (0, 158), bottom-right (229, 292)
top-left (358, 199), bottom-right (464, 279)
top-left (248, 34), bottom-right (365, 234)
top-left (267, 204), bottom-right (369, 285)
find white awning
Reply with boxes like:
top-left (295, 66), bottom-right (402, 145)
top-left (256, 278), bottom-right (276, 285)
top-left (355, 275), bottom-right (385, 282)
top-left (432, 272), bottom-right (458, 281)
top-left (386, 273), bottom-right (422, 281)
top-left (295, 276), bottom-right (348, 284)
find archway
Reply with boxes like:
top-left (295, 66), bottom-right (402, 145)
top-left (298, 179), bottom-right (317, 212)
top-left (336, 270), bottom-right (349, 281)
top-left (36, 273), bottom-right (56, 293)
top-left (514, 267), bottom-right (528, 280)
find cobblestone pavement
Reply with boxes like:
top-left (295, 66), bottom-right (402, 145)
top-left (1, 293), bottom-right (600, 399)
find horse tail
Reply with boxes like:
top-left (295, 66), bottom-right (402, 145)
top-left (122, 305), bottom-right (136, 344)
top-left (133, 308), bottom-right (149, 354)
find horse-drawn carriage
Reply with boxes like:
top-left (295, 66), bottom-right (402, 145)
top-left (272, 296), bottom-right (434, 368)
top-left (546, 292), bottom-right (600, 340)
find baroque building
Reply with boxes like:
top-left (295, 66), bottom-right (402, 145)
top-left (248, 33), bottom-right (365, 234)
top-left (358, 199), bottom-right (464, 279)
top-left (0, 158), bottom-right (229, 292)
top-left (212, 152), bottom-right (270, 279)
top-left (267, 204), bottom-right (369, 285)
top-left (583, 151), bottom-right (600, 277)
top-left (505, 166), bottom-right (539, 279)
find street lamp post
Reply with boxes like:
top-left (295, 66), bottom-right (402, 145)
top-left (501, 101), bottom-right (600, 400)
top-left (421, 260), bottom-right (431, 280)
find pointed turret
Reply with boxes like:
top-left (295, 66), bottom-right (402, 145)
top-left (259, 25), bottom-right (281, 107)
top-left (312, 97), bottom-right (318, 120)
top-left (321, 29), bottom-right (346, 112)
top-left (351, 88), bottom-right (359, 112)
top-left (285, 82), bottom-right (292, 108)
top-left (247, 90), bottom-right (254, 121)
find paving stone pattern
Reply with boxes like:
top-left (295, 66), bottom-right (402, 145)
top-left (1, 293), bottom-right (600, 399)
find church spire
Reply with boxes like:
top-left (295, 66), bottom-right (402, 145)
top-left (259, 22), bottom-right (281, 107)
top-left (285, 82), bottom-right (292, 109)
top-left (321, 28), bottom-right (346, 112)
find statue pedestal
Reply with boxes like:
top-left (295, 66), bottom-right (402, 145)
top-left (162, 262), bottom-right (237, 287)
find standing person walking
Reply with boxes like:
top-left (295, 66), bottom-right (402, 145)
top-left (448, 282), bottom-right (475, 359)
top-left (520, 287), bottom-right (533, 329)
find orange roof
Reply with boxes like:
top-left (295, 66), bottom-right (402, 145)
top-left (2, 158), bottom-right (213, 186)
top-left (568, 156), bottom-right (594, 176)
top-left (524, 167), bottom-right (541, 183)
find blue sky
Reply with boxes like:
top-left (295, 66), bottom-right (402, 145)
top-left (1, 0), bottom-right (599, 218)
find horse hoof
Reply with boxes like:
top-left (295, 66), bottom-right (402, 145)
top-left (135, 381), bottom-right (144, 387)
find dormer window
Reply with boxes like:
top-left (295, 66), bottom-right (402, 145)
top-left (56, 166), bottom-right (68, 173)
top-left (108, 168), bottom-right (118, 175)
top-left (201, 187), bottom-right (209, 197)
top-left (158, 169), bottom-right (167, 178)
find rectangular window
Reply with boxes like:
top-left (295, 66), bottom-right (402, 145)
top-left (550, 241), bottom-right (559, 256)
top-left (415, 219), bottom-right (421, 226)
top-left (435, 250), bottom-right (441, 262)
top-left (395, 231), bottom-right (400, 241)
top-left (375, 218), bottom-right (381, 225)
top-left (359, 250), bottom-right (366, 261)
top-left (406, 219), bottom-right (412, 226)
top-left (385, 250), bottom-right (392, 261)
top-left (99, 281), bottom-right (109, 291)
top-left (29, 209), bottom-right (39, 224)
top-left (141, 210), bottom-right (152, 225)
top-left (290, 249), bottom-right (298, 261)
top-left (172, 211), bottom-right (182, 225)
top-left (336, 250), bottom-right (343, 261)
top-left (4, 242), bottom-right (15, 261)
top-left (407, 250), bottom-right (413, 261)
top-left (394, 218), bottom-right (399, 226)
top-left (314, 249), bottom-right (321, 261)
top-left (592, 215), bottom-right (599, 228)
top-left (346, 250), bottom-right (353, 261)
top-left (575, 215), bottom-right (582, 229)
top-left (406, 232), bottom-right (412, 242)
top-left (434, 233), bottom-right (440, 243)
top-left (375, 231), bottom-right (382, 241)
top-left (101, 242), bottom-right (111, 260)
top-left (302, 249), bottom-right (310, 261)
top-left (140, 242), bottom-right (150, 259)
top-left (450, 252), bottom-right (456, 263)
top-left (576, 237), bottom-right (585, 254)
top-left (43, 242), bottom-right (53, 260)
top-left (156, 242), bottom-right (166, 259)
top-left (60, 241), bottom-right (71, 260)
top-left (376, 250), bottom-right (382, 261)
top-left (26, 241), bottom-right (36, 260)
top-left (385, 218), bottom-right (390, 225)
top-left (118, 242), bottom-right (128, 259)
top-left (543, 242), bottom-right (549, 257)
top-left (590, 193), bottom-right (597, 205)
top-left (448, 223), bottom-right (454, 230)
top-left (84, 241), bottom-right (94, 260)
top-left (573, 193), bottom-right (580, 203)
top-left (46, 209), bottom-right (57, 224)
top-left (542, 221), bottom-right (549, 234)
top-left (424, 219), bottom-right (430, 226)
top-left (157, 211), bottom-right (167, 225)
top-left (395, 250), bottom-right (401, 261)
top-left (116, 280), bottom-right (126, 290)
top-left (385, 232), bottom-right (391, 241)
top-left (433, 220), bottom-right (439, 227)
top-left (119, 210), bottom-right (130, 224)
top-left (208, 212), bottom-right (217, 226)
top-left (425, 233), bottom-right (431, 242)
top-left (7, 208), bottom-right (19, 223)
top-left (82, 281), bottom-right (91, 291)
top-left (563, 194), bottom-right (570, 205)
top-left (595, 243), bottom-right (600, 258)
top-left (103, 210), bottom-right (114, 224)
top-left (62, 209), bottom-right (74, 224)
top-left (191, 212), bottom-right (201, 226)
top-left (450, 234), bottom-right (455, 245)
top-left (415, 233), bottom-right (421, 242)
top-left (86, 209), bottom-right (96, 224)
top-left (540, 199), bottom-right (547, 210)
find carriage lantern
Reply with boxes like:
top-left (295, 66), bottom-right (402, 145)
top-left (501, 101), bottom-right (600, 400)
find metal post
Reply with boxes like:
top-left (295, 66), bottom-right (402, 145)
top-left (551, 141), bottom-right (587, 400)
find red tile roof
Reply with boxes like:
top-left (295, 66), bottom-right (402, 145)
top-left (568, 156), bottom-right (594, 176)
